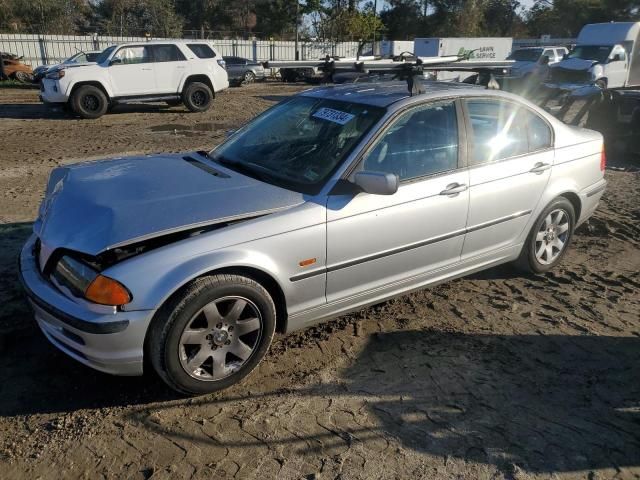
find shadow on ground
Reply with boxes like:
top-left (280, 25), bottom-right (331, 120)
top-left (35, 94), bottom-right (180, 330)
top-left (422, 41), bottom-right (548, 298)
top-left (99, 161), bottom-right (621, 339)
top-left (1, 221), bottom-right (638, 473)
top-left (0, 102), bottom-right (182, 120)
top-left (132, 330), bottom-right (640, 474)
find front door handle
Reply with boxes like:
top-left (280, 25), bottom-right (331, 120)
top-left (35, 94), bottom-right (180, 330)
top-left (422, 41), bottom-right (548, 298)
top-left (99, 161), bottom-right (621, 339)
top-left (440, 183), bottom-right (468, 196)
top-left (142, 68), bottom-right (153, 71)
top-left (530, 162), bottom-right (552, 174)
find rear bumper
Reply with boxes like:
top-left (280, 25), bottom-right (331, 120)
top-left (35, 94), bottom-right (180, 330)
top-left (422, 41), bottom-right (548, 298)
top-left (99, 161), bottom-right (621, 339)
top-left (19, 234), bottom-right (154, 376)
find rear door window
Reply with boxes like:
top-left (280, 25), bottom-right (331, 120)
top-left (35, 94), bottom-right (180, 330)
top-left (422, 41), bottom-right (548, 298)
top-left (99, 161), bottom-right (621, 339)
top-left (466, 100), bottom-right (529, 164)
top-left (151, 44), bottom-right (186, 62)
top-left (466, 99), bottom-right (552, 165)
top-left (187, 44), bottom-right (216, 59)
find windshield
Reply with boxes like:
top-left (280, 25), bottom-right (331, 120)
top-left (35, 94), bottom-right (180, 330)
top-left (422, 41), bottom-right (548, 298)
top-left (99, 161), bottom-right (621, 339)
top-left (209, 96), bottom-right (385, 194)
top-left (508, 49), bottom-right (543, 62)
top-left (95, 46), bottom-right (117, 65)
top-left (569, 45), bottom-right (612, 63)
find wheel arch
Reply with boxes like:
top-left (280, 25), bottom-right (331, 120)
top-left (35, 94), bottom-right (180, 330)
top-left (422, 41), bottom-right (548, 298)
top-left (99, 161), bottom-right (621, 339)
top-left (182, 74), bottom-right (215, 96)
top-left (143, 263), bottom-right (289, 360)
top-left (559, 191), bottom-right (582, 223)
top-left (68, 81), bottom-right (111, 101)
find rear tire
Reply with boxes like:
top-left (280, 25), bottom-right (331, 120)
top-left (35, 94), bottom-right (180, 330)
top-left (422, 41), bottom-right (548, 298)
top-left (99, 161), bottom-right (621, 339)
top-left (70, 85), bottom-right (108, 119)
top-left (516, 197), bottom-right (575, 274)
top-left (148, 274), bottom-right (276, 395)
top-left (242, 71), bottom-right (256, 85)
top-left (183, 82), bottom-right (213, 112)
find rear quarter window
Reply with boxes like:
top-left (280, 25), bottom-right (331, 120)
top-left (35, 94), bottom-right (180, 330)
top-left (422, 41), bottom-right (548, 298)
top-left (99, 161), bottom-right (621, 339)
top-left (187, 44), bottom-right (216, 59)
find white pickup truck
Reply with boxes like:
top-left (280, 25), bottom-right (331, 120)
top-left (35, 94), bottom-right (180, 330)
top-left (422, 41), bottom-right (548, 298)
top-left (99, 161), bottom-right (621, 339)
top-left (40, 40), bottom-right (229, 118)
top-left (550, 22), bottom-right (640, 89)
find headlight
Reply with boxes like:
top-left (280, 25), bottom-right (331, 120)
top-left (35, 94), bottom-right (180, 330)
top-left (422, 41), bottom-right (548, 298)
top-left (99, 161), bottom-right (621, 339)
top-left (46, 69), bottom-right (65, 80)
top-left (53, 255), bottom-right (131, 306)
top-left (590, 65), bottom-right (603, 79)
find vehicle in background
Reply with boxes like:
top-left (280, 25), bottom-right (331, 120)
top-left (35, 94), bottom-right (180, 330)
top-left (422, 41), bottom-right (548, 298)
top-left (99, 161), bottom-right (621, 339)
top-left (0, 52), bottom-right (34, 83)
top-left (414, 37), bottom-right (513, 81)
top-left (39, 40), bottom-right (229, 119)
top-left (506, 46), bottom-right (568, 78)
top-left (33, 50), bottom-right (102, 82)
top-left (550, 22), bottom-right (640, 89)
top-left (20, 81), bottom-right (606, 395)
top-left (279, 56), bottom-right (375, 83)
top-left (223, 56), bottom-right (266, 86)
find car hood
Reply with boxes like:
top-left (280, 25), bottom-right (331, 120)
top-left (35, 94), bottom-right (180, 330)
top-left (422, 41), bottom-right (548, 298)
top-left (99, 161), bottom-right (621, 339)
top-left (34, 152), bottom-right (306, 257)
top-left (552, 58), bottom-right (598, 71)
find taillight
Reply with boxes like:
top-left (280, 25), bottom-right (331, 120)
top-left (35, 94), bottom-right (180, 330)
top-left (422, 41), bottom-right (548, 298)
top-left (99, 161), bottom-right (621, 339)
top-left (217, 59), bottom-right (226, 69)
top-left (600, 143), bottom-right (606, 172)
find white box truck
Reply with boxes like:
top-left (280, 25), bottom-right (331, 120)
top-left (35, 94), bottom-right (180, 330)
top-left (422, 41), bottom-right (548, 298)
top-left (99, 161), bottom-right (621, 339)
top-left (378, 40), bottom-right (415, 58)
top-left (550, 22), bottom-right (640, 88)
top-left (413, 37), bottom-right (513, 80)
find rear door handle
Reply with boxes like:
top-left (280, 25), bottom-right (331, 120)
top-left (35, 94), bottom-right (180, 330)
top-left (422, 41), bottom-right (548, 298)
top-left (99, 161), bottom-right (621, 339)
top-left (142, 68), bottom-right (153, 71)
top-left (530, 162), bottom-right (552, 174)
top-left (440, 183), bottom-right (468, 196)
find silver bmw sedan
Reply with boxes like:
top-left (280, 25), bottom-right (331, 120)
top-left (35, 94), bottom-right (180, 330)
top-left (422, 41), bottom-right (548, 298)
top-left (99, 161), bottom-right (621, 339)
top-left (19, 81), bottom-right (607, 394)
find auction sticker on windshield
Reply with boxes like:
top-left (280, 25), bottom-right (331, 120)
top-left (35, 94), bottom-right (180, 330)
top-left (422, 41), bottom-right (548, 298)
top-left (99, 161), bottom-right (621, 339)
top-left (312, 107), bottom-right (355, 125)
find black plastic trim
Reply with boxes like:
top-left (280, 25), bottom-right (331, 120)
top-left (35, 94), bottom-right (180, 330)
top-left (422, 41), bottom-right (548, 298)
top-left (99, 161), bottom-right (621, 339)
top-left (289, 209), bottom-right (532, 282)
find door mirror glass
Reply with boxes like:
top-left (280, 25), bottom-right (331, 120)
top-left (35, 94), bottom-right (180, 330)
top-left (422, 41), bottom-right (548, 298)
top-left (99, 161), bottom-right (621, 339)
top-left (611, 54), bottom-right (622, 62)
top-left (352, 171), bottom-right (399, 195)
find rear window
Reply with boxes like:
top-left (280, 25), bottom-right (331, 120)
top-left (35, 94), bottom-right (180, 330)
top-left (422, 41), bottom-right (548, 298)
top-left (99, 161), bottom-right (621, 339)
top-left (187, 44), bottom-right (216, 59)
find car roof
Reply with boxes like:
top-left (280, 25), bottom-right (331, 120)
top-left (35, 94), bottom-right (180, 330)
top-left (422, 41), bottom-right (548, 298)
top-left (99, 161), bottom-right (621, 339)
top-left (300, 81), bottom-right (485, 108)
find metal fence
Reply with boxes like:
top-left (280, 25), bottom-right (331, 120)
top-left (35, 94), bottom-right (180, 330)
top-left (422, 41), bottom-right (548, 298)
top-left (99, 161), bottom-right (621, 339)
top-left (0, 33), bottom-right (578, 69)
top-left (0, 33), bottom-right (362, 67)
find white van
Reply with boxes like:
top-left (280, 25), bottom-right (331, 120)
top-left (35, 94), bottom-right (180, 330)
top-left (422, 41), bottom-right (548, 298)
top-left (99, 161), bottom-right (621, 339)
top-left (550, 22), bottom-right (640, 88)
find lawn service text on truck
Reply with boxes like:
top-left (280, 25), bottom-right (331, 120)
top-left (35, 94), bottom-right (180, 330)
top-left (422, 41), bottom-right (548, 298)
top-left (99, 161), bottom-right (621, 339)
top-left (413, 37), bottom-right (513, 81)
top-left (550, 22), bottom-right (640, 89)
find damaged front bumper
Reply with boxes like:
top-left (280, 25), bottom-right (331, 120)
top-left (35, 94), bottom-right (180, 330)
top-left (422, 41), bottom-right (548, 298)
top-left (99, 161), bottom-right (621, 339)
top-left (18, 233), bottom-right (155, 376)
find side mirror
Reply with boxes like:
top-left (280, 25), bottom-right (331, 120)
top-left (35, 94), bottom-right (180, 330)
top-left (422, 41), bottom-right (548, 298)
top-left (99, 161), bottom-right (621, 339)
top-left (611, 54), bottom-right (622, 62)
top-left (352, 171), bottom-right (399, 195)
top-left (109, 57), bottom-right (122, 66)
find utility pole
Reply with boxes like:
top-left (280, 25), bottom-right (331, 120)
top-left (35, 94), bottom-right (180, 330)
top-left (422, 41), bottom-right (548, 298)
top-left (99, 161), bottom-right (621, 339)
top-left (295, 1), bottom-right (300, 60)
top-left (373, 0), bottom-right (377, 53)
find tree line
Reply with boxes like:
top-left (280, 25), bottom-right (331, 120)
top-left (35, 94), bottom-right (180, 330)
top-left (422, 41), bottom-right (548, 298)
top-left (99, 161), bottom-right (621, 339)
top-left (0, 0), bottom-right (638, 40)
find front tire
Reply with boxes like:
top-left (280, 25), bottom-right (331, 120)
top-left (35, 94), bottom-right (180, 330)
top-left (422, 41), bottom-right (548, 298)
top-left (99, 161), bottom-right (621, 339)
top-left (183, 82), bottom-right (213, 112)
top-left (148, 274), bottom-right (276, 395)
top-left (517, 197), bottom-right (575, 274)
top-left (70, 85), bottom-right (108, 119)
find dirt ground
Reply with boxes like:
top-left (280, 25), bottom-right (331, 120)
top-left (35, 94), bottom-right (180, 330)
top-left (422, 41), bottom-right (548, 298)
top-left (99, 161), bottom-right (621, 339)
top-left (0, 84), bottom-right (638, 480)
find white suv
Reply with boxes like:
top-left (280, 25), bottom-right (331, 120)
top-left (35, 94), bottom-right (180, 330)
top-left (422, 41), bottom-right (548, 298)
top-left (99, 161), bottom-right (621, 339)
top-left (39, 40), bottom-right (229, 119)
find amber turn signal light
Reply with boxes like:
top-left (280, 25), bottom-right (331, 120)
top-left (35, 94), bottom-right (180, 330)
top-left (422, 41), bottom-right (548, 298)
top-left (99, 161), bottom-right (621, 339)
top-left (85, 275), bottom-right (132, 306)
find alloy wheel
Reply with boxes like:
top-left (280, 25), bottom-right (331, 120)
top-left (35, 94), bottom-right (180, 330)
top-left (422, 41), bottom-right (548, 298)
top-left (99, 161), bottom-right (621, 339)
top-left (82, 94), bottom-right (100, 112)
top-left (535, 208), bottom-right (570, 265)
top-left (178, 296), bottom-right (263, 381)
top-left (191, 90), bottom-right (207, 107)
